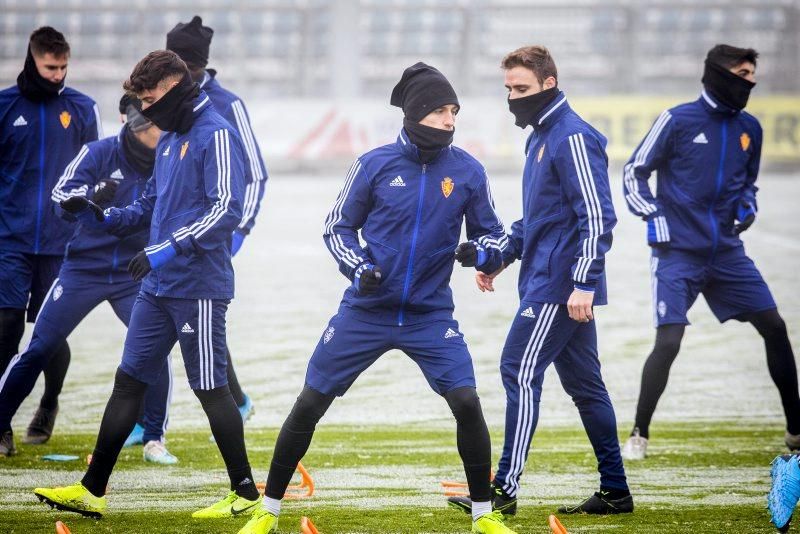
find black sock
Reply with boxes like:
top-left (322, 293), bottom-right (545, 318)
top-left (225, 349), bottom-right (246, 407)
top-left (633, 324), bottom-right (685, 439)
top-left (445, 387), bottom-right (492, 502)
top-left (265, 386), bottom-right (334, 500)
top-left (600, 486), bottom-right (631, 499)
top-left (747, 309), bottom-right (800, 434)
top-left (39, 341), bottom-right (70, 410)
top-left (82, 369), bottom-right (147, 497)
top-left (194, 385), bottom-right (259, 500)
top-left (0, 308), bottom-right (25, 374)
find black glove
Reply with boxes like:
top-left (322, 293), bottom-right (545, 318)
top-left (93, 179), bottom-right (119, 205)
top-left (60, 196), bottom-right (105, 223)
top-left (733, 201), bottom-right (756, 235)
top-left (454, 241), bottom-right (487, 268)
top-left (127, 251), bottom-right (152, 282)
top-left (354, 263), bottom-right (382, 296)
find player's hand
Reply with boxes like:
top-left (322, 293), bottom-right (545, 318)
top-left (60, 196), bottom-right (106, 224)
top-left (354, 263), bottom-right (382, 296)
top-left (455, 241), bottom-right (487, 268)
top-left (647, 215), bottom-right (670, 250)
top-left (93, 179), bottom-right (119, 205)
top-left (567, 288), bottom-right (594, 323)
top-left (733, 200), bottom-right (756, 235)
top-left (128, 251), bottom-right (152, 282)
top-left (475, 264), bottom-right (505, 293)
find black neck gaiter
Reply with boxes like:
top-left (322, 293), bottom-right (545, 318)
top-left (140, 74), bottom-right (200, 134)
top-left (701, 61), bottom-right (756, 111)
top-left (122, 125), bottom-right (156, 176)
top-left (403, 119), bottom-right (454, 164)
top-left (508, 87), bottom-right (559, 128)
top-left (16, 47), bottom-right (64, 102)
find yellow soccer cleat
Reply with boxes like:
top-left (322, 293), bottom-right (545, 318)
top-left (34, 482), bottom-right (106, 518)
top-left (237, 509), bottom-right (279, 533)
top-left (472, 510), bottom-right (518, 534)
top-left (192, 491), bottom-right (262, 519)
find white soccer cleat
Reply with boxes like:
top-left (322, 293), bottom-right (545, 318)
top-left (143, 440), bottom-right (178, 465)
top-left (621, 428), bottom-right (648, 461)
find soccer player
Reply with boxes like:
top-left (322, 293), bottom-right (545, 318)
top-left (33, 50), bottom-right (259, 518)
top-left (620, 44), bottom-right (800, 460)
top-left (449, 45), bottom-right (632, 516)
top-left (0, 100), bottom-right (179, 464)
top-left (0, 26), bottom-right (101, 450)
top-left (237, 63), bottom-right (515, 534)
top-left (164, 14), bottom-right (267, 423)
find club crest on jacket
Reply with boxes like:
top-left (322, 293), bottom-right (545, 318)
top-left (441, 177), bottom-right (454, 198)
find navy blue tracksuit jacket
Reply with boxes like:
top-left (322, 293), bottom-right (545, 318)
top-left (200, 71), bottom-right (268, 235)
top-left (622, 90), bottom-right (762, 256)
top-left (51, 126), bottom-right (150, 280)
top-left (503, 92), bottom-right (617, 305)
top-left (0, 85), bottom-right (100, 254)
top-left (324, 129), bottom-right (507, 326)
top-left (105, 94), bottom-right (245, 300)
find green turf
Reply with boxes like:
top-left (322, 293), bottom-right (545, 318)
top-left (0, 421), bottom-right (784, 533)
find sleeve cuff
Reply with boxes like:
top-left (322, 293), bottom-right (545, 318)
top-left (573, 282), bottom-right (596, 293)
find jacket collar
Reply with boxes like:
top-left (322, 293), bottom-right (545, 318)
top-left (534, 91), bottom-right (569, 130)
top-left (193, 91), bottom-right (211, 115)
top-left (699, 89), bottom-right (740, 116)
top-left (396, 128), bottom-right (451, 164)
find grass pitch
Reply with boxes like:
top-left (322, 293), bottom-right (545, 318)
top-left (0, 422), bottom-right (780, 533)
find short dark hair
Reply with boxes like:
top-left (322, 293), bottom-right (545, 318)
top-left (123, 50), bottom-right (189, 94)
top-left (29, 26), bottom-right (70, 58)
top-left (501, 45), bottom-right (558, 86)
top-left (706, 44), bottom-right (758, 69)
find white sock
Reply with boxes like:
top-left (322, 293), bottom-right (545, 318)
top-left (472, 500), bottom-right (492, 521)
top-left (262, 496), bottom-right (281, 516)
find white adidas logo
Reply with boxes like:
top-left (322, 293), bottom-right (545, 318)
top-left (520, 307), bottom-right (536, 318)
top-left (13, 115), bottom-right (27, 127)
top-left (162, 145), bottom-right (171, 156)
top-left (692, 132), bottom-right (708, 144)
top-left (181, 323), bottom-right (194, 333)
top-left (444, 328), bottom-right (460, 339)
top-left (110, 169), bottom-right (124, 180)
top-left (389, 176), bottom-right (406, 187)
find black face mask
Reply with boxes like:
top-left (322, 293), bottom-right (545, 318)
top-left (121, 124), bottom-right (156, 176)
top-left (701, 61), bottom-right (756, 111)
top-left (140, 74), bottom-right (200, 134)
top-left (507, 87), bottom-right (559, 128)
top-left (16, 47), bottom-right (64, 102)
top-left (403, 118), bottom-right (454, 164)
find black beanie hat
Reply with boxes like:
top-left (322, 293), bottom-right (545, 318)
top-left (166, 16), bottom-right (213, 69)
top-left (390, 62), bottom-right (459, 122)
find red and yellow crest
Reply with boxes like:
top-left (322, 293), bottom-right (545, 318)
top-left (441, 177), bottom-right (454, 198)
top-left (740, 132), bottom-right (751, 152)
top-left (537, 144), bottom-right (546, 162)
top-left (180, 141), bottom-right (189, 160)
top-left (59, 111), bottom-right (71, 129)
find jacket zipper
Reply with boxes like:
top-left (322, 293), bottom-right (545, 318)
top-left (709, 119), bottom-right (727, 258)
top-left (398, 164), bottom-right (427, 326)
top-left (34, 104), bottom-right (46, 254)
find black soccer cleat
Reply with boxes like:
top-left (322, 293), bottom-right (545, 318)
top-left (0, 430), bottom-right (17, 457)
top-left (557, 491), bottom-right (634, 515)
top-left (24, 404), bottom-right (58, 445)
top-left (447, 482), bottom-right (517, 517)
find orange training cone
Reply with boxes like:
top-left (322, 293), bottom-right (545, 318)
top-left (300, 516), bottom-right (320, 534)
top-left (548, 514), bottom-right (568, 534)
top-left (256, 461), bottom-right (315, 499)
top-left (55, 521), bottom-right (72, 534)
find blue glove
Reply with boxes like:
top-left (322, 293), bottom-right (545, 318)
top-left (647, 215), bottom-right (670, 249)
top-left (60, 196), bottom-right (107, 228)
top-left (354, 263), bottom-right (382, 296)
top-left (454, 241), bottom-right (488, 269)
top-left (733, 200), bottom-right (756, 235)
top-left (231, 230), bottom-right (246, 257)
